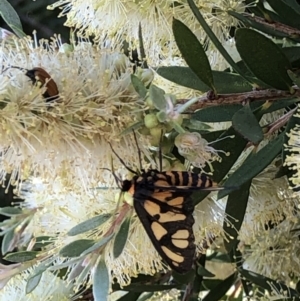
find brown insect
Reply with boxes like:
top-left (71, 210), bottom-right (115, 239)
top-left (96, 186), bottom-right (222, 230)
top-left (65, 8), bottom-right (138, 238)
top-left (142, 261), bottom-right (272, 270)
top-left (2, 66), bottom-right (59, 101)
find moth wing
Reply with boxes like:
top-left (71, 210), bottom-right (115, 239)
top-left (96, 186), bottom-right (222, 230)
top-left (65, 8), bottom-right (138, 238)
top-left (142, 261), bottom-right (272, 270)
top-left (133, 190), bottom-right (195, 274)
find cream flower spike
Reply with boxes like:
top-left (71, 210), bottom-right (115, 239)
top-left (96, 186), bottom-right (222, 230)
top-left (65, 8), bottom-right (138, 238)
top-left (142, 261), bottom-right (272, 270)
top-left (0, 35), bottom-right (151, 190)
top-left (48, 0), bottom-right (256, 66)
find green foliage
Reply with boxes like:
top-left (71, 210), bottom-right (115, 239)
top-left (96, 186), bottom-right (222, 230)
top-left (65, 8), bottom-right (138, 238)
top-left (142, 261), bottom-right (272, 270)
top-left (1, 0), bottom-right (300, 301)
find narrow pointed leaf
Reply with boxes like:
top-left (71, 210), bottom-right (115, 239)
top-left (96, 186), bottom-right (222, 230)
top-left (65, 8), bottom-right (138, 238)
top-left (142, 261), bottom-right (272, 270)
top-left (0, 0), bottom-right (26, 38)
top-left (223, 181), bottom-right (251, 252)
top-left (239, 269), bottom-right (300, 298)
top-left (93, 258), bottom-right (110, 301)
top-left (192, 127), bottom-right (248, 205)
top-left (117, 292), bottom-right (142, 301)
top-left (25, 263), bottom-right (48, 294)
top-left (59, 239), bottom-right (95, 257)
top-left (172, 18), bottom-right (215, 92)
top-left (202, 273), bottom-right (237, 301)
top-left (267, 0), bottom-right (300, 29)
top-left (1, 226), bottom-right (16, 255)
top-left (197, 265), bottom-right (215, 277)
top-left (33, 236), bottom-right (55, 249)
top-left (5, 251), bottom-right (38, 263)
top-left (0, 207), bottom-right (22, 216)
top-left (68, 214), bottom-right (111, 236)
top-left (81, 234), bottom-right (114, 256)
top-left (219, 132), bottom-right (284, 199)
top-left (149, 84), bottom-right (166, 110)
top-left (113, 217), bottom-right (131, 258)
top-left (26, 272), bottom-right (43, 294)
top-left (235, 28), bottom-right (293, 90)
top-left (282, 0), bottom-right (300, 14)
top-left (131, 74), bottom-right (147, 98)
top-left (157, 66), bottom-right (254, 93)
top-left (232, 105), bottom-right (263, 144)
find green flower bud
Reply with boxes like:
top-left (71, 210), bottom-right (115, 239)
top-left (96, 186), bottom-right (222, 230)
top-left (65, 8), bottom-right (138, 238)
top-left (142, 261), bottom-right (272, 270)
top-left (171, 161), bottom-right (186, 171)
top-left (144, 113), bottom-right (159, 129)
top-left (145, 96), bottom-right (155, 109)
top-left (150, 126), bottom-right (164, 146)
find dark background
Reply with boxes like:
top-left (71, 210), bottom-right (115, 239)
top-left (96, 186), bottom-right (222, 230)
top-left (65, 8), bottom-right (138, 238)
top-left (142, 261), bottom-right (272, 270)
top-left (0, 0), bottom-right (68, 41)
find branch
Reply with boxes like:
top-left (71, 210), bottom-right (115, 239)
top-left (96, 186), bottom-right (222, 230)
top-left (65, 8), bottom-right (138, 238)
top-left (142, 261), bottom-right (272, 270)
top-left (177, 88), bottom-right (300, 111)
top-left (243, 13), bottom-right (300, 36)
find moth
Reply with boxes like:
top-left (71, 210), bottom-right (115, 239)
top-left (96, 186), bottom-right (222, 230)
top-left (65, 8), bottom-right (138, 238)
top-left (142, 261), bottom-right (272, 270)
top-left (111, 138), bottom-right (222, 274)
top-left (2, 66), bottom-right (59, 101)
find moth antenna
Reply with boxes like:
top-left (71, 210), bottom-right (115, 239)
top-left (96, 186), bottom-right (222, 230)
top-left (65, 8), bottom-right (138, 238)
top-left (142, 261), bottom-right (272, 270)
top-left (2, 66), bottom-right (26, 74)
top-left (158, 129), bottom-right (163, 172)
top-left (132, 131), bottom-right (142, 172)
top-left (99, 167), bottom-right (122, 189)
top-left (107, 142), bottom-right (137, 175)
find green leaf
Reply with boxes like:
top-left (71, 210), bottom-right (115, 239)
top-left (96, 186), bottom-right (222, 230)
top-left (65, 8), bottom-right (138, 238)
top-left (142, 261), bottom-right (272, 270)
top-left (117, 292), bottom-right (142, 301)
top-left (149, 84), bottom-right (166, 110)
top-left (223, 181), bottom-right (251, 252)
top-left (239, 269), bottom-right (300, 298)
top-left (0, 0), bottom-right (26, 38)
top-left (113, 217), bottom-right (131, 258)
top-left (59, 239), bottom-right (95, 257)
top-left (93, 258), bottom-right (110, 301)
top-left (235, 28), bottom-right (293, 91)
top-left (197, 265), bottom-right (215, 277)
top-left (68, 214), bottom-right (111, 236)
top-left (219, 132), bottom-right (284, 199)
top-left (281, 0), bottom-right (300, 14)
top-left (202, 273), bottom-right (237, 301)
top-left (192, 127), bottom-right (248, 205)
top-left (33, 236), bottom-right (55, 249)
top-left (261, 97), bottom-right (299, 114)
top-left (172, 269), bottom-right (195, 284)
top-left (26, 272), bottom-right (43, 294)
top-left (283, 47), bottom-right (300, 67)
top-left (192, 104), bottom-right (243, 122)
top-left (157, 66), bottom-right (254, 93)
top-left (26, 264), bottom-right (48, 294)
top-left (187, 0), bottom-right (248, 81)
top-left (172, 18), bottom-right (215, 92)
top-left (81, 234), bottom-right (114, 256)
top-left (232, 105), bottom-right (263, 144)
top-left (131, 74), bottom-right (147, 98)
top-left (1, 226), bottom-right (16, 255)
top-left (267, 0), bottom-right (300, 29)
top-left (0, 207), bottom-right (22, 216)
top-left (288, 70), bottom-right (300, 88)
top-left (5, 251), bottom-right (38, 263)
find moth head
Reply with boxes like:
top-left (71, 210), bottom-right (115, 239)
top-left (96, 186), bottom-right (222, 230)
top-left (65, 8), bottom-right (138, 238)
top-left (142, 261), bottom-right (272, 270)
top-left (121, 179), bottom-right (132, 192)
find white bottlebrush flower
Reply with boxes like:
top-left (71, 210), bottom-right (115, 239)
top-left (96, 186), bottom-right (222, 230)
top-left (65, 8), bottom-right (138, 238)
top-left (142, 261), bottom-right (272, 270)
top-left (0, 269), bottom-right (72, 301)
top-left (194, 194), bottom-right (227, 250)
top-left (0, 35), bottom-right (152, 190)
top-left (239, 164), bottom-right (299, 243)
top-left (48, 0), bottom-right (255, 67)
top-left (242, 218), bottom-right (300, 283)
top-left (21, 177), bottom-right (119, 237)
top-left (284, 105), bottom-right (300, 192)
